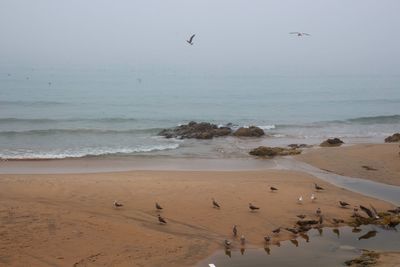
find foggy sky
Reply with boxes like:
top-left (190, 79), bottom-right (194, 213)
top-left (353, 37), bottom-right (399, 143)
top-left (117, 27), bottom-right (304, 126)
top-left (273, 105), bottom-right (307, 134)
top-left (1, 0), bottom-right (399, 74)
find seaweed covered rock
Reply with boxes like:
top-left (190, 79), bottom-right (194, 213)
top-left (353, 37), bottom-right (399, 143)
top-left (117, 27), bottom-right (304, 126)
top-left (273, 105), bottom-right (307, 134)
top-left (249, 146), bottom-right (302, 157)
top-left (158, 121), bottom-right (232, 139)
top-left (233, 126), bottom-right (265, 137)
top-left (320, 138), bottom-right (344, 147)
top-left (384, 133), bottom-right (400, 143)
top-left (345, 250), bottom-right (379, 266)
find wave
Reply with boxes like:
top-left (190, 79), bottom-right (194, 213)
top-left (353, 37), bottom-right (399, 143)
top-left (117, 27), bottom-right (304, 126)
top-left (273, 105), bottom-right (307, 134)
top-left (0, 144), bottom-right (180, 160)
top-left (0, 128), bottom-right (163, 136)
top-left (0, 100), bottom-right (67, 106)
top-left (0, 117), bottom-right (139, 124)
top-left (345, 115), bottom-right (400, 124)
top-left (274, 115), bottom-right (400, 129)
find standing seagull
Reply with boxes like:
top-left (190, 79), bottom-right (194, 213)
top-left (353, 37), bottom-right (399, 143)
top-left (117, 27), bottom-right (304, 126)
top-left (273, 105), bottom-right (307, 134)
top-left (290, 32), bottom-right (311, 37)
top-left (316, 207), bottom-right (322, 216)
top-left (212, 198), bottom-right (221, 209)
top-left (186, 34), bottom-right (196, 45)
top-left (339, 201), bottom-right (350, 208)
top-left (249, 203), bottom-right (260, 211)
top-left (240, 235), bottom-right (246, 245)
top-left (155, 202), bottom-right (163, 211)
top-left (297, 196), bottom-right (303, 204)
top-left (314, 183), bottom-right (324, 191)
top-left (311, 194), bottom-right (317, 202)
top-left (232, 225), bottom-right (237, 237)
top-left (158, 214), bottom-right (167, 224)
top-left (113, 200), bottom-right (123, 208)
top-left (272, 227), bottom-right (281, 235)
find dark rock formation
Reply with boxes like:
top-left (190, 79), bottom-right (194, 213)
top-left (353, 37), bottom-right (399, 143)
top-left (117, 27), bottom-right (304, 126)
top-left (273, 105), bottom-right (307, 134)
top-left (233, 126), bottom-right (265, 137)
top-left (384, 133), bottom-right (400, 143)
top-left (296, 220), bottom-right (319, 226)
top-left (158, 121), bottom-right (232, 139)
top-left (345, 250), bottom-right (379, 266)
top-left (249, 146), bottom-right (302, 157)
top-left (320, 138), bottom-right (344, 147)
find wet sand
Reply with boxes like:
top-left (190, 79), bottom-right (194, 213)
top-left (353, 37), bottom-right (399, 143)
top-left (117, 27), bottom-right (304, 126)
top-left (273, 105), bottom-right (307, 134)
top-left (296, 143), bottom-right (400, 186)
top-left (0, 169), bottom-right (395, 267)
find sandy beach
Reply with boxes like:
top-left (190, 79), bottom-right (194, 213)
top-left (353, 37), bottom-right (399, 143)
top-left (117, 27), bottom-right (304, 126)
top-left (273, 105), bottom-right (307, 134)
top-left (0, 166), bottom-right (395, 267)
top-left (297, 143), bottom-right (400, 186)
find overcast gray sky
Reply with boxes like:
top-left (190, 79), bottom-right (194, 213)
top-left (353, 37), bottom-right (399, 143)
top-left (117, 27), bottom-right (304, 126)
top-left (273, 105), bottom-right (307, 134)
top-left (0, 0), bottom-right (399, 74)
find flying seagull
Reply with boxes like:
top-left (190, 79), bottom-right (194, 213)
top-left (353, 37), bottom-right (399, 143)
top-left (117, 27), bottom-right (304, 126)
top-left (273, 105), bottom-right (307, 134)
top-left (249, 203), bottom-right (260, 211)
top-left (155, 202), bottom-right (163, 211)
top-left (186, 34), bottom-right (195, 45)
top-left (212, 198), bottom-right (220, 209)
top-left (158, 214), bottom-right (167, 224)
top-left (290, 32), bottom-right (311, 37)
top-left (113, 200), bottom-right (123, 208)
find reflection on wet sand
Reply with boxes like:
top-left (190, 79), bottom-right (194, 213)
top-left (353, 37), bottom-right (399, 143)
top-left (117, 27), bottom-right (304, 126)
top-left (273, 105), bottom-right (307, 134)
top-left (333, 228), bottom-right (340, 238)
top-left (197, 225), bottom-right (400, 267)
top-left (358, 230), bottom-right (377, 240)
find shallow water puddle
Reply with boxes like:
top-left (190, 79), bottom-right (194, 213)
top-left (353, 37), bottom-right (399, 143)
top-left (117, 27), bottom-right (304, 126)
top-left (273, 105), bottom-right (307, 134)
top-left (196, 225), bottom-right (400, 267)
top-left (274, 158), bottom-right (400, 206)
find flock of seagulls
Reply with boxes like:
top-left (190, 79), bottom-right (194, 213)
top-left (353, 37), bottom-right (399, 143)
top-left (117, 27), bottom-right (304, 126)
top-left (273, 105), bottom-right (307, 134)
top-left (111, 181), bottom-right (388, 252)
top-left (186, 31), bottom-right (310, 46)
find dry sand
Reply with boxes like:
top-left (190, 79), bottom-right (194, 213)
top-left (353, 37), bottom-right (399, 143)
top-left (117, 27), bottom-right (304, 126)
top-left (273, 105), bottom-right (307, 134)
top-left (0, 169), bottom-right (395, 267)
top-left (297, 143), bottom-right (400, 186)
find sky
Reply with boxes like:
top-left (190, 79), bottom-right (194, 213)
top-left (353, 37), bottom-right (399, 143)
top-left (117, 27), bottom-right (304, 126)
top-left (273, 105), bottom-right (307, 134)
top-left (0, 0), bottom-right (399, 75)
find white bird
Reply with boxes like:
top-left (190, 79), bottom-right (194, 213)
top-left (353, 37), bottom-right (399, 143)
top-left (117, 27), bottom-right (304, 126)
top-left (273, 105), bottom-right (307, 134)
top-left (311, 194), bottom-right (316, 202)
top-left (290, 32), bottom-right (311, 37)
top-left (298, 196), bottom-right (303, 204)
top-left (224, 239), bottom-right (231, 248)
top-left (240, 235), bottom-right (246, 245)
top-left (186, 34), bottom-right (195, 45)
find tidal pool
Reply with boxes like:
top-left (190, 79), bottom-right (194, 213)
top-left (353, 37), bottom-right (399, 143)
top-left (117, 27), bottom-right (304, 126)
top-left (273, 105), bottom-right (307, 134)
top-left (196, 225), bottom-right (400, 267)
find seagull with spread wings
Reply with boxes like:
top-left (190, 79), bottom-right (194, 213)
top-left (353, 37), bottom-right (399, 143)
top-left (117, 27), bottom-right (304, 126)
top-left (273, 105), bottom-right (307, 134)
top-left (290, 32), bottom-right (311, 37)
top-left (187, 34), bottom-right (196, 45)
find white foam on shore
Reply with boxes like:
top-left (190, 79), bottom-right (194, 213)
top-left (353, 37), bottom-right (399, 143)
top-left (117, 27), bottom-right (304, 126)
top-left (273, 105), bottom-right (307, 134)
top-left (0, 144), bottom-right (180, 160)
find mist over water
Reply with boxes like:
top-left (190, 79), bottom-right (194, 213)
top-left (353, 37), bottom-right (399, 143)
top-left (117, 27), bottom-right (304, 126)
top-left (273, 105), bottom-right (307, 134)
top-left (0, 68), bottom-right (399, 159)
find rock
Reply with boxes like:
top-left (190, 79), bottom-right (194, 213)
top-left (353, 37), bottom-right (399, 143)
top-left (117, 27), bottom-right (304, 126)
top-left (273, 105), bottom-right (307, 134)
top-left (158, 122), bottom-right (232, 139)
top-left (320, 138), bottom-right (344, 147)
top-left (296, 220), bottom-right (319, 226)
top-left (345, 250), bottom-right (379, 266)
top-left (233, 126), bottom-right (265, 137)
top-left (384, 133), bottom-right (400, 143)
top-left (288, 144), bottom-right (312, 149)
top-left (249, 146), bottom-right (302, 157)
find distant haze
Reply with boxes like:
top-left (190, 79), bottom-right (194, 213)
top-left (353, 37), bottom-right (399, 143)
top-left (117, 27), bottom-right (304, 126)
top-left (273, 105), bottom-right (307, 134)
top-left (1, 0), bottom-right (399, 75)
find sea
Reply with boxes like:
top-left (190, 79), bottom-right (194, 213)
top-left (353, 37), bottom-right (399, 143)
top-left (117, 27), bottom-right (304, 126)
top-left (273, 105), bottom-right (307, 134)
top-left (1, 67), bottom-right (399, 160)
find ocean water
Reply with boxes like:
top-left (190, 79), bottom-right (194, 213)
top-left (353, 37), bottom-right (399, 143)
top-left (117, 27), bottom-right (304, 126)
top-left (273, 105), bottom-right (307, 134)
top-left (0, 67), bottom-right (399, 159)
